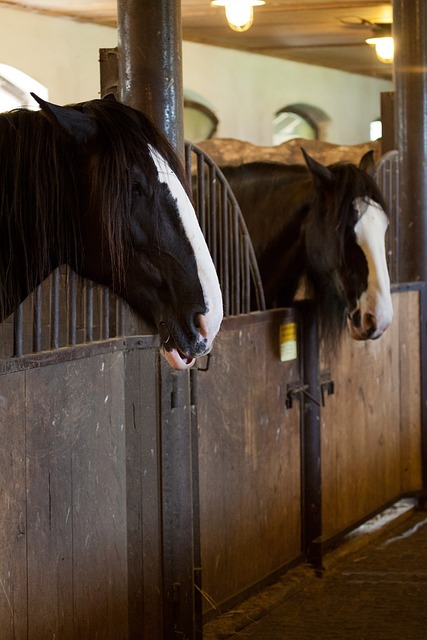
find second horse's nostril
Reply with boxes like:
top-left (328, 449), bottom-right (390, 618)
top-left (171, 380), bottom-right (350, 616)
top-left (365, 313), bottom-right (376, 329)
top-left (351, 309), bottom-right (361, 328)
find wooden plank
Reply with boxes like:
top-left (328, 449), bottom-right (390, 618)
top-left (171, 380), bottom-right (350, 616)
top-left (70, 353), bottom-right (128, 640)
top-left (398, 290), bottom-right (422, 491)
top-left (25, 364), bottom-right (74, 640)
top-left (0, 371), bottom-right (28, 639)
top-left (25, 353), bottom-right (128, 640)
top-left (197, 310), bottom-right (301, 615)
top-left (124, 347), bottom-right (164, 639)
top-left (160, 363), bottom-right (198, 639)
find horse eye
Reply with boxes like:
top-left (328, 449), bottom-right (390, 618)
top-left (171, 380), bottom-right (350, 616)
top-left (132, 181), bottom-right (143, 197)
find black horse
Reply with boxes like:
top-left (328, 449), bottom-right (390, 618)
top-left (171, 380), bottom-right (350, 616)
top-left (0, 94), bottom-right (222, 369)
top-left (220, 150), bottom-right (393, 342)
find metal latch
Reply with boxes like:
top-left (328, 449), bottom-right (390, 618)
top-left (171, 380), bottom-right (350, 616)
top-left (286, 371), bottom-right (335, 409)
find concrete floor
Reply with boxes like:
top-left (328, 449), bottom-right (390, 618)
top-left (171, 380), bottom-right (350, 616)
top-left (204, 504), bottom-right (427, 639)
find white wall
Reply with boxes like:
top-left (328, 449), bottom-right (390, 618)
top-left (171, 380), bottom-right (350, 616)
top-left (183, 41), bottom-right (392, 145)
top-left (0, 6), bottom-right (392, 145)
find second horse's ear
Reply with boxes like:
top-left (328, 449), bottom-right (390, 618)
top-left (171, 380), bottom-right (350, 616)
top-left (301, 147), bottom-right (334, 185)
top-left (358, 150), bottom-right (376, 178)
top-left (31, 93), bottom-right (99, 144)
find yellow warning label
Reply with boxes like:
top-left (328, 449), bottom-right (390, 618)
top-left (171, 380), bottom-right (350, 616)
top-left (280, 322), bottom-right (297, 362)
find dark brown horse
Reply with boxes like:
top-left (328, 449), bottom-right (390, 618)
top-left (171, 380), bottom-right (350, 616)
top-left (221, 150), bottom-right (393, 342)
top-left (0, 94), bottom-right (222, 369)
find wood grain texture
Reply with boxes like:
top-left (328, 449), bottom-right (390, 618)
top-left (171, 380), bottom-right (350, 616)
top-left (320, 290), bottom-right (422, 540)
top-left (197, 310), bottom-right (302, 614)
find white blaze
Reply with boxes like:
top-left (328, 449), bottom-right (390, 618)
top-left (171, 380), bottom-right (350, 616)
top-left (149, 146), bottom-right (223, 359)
top-left (353, 197), bottom-right (393, 337)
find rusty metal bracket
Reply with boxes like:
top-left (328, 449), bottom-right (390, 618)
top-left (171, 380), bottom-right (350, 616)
top-left (320, 370), bottom-right (335, 406)
top-left (286, 372), bottom-right (334, 410)
top-left (197, 353), bottom-right (211, 372)
top-left (286, 381), bottom-right (318, 409)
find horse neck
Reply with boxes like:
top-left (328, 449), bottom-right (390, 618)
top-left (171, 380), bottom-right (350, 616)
top-left (0, 111), bottom-right (79, 319)
top-left (241, 168), bottom-right (312, 307)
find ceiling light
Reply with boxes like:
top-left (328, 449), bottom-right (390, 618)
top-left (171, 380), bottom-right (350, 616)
top-left (366, 24), bottom-right (394, 64)
top-left (211, 0), bottom-right (265, 33)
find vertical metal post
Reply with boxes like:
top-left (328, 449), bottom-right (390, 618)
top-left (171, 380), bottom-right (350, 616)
top-left (114, 4), bottom-right (195, 637)
top-left (393, 0), bottom-right (427, 282)
top-left (299, 301), bottom-right (323, 572)
top-left (116, 0), bottom-right (184, 154)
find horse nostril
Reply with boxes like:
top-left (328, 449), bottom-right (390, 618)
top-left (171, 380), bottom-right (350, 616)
top-left (194, 313), bottom-right (208, 340)
top-left (351, 309), bottom-right (361, 328)
top-left (363, 313), bottom-right (377, 338)
top-left (365, 312), bottom-right (376, 328)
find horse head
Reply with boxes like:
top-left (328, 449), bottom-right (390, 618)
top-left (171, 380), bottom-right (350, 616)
top-left (302, 148), bottom-right (393, 341)
top-left (32, 94), bottom-right (223, 369)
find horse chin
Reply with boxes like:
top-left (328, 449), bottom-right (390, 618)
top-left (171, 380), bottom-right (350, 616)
top-left (161, 346), bottom-right (196, 370)
top-left (158, 321), bottom-right (199, 370)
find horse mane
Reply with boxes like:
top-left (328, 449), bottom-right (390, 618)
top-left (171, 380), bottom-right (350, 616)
top-left (0, 98), bottom-right (189, 315)
top-left (305, 160), bottom-right (387, 345)
top-left (0, 108), bottom-right (79, 315)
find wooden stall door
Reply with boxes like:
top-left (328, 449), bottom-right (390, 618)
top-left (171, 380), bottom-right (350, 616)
top-left (320, 288), bottom-right (423, 541)
top-left (0, 340), bottom-right (199, 640)
top-left (197, 310), bottom-right (302, 618)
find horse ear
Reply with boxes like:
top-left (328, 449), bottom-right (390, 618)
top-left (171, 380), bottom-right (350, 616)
top-left (301, 148), bottom-right (334, 185)
top-left (358, 150), bottom-right (376, 178)
top-left (30, 93), bottom-right (99, 144)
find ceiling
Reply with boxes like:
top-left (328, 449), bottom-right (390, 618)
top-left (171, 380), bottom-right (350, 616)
top-left (0, 0), bottom-right (393, 80)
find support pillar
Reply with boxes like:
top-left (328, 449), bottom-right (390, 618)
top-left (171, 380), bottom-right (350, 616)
top-left (116, 0), bottom-right (184, 154)
top-left (393, 0), bottom-right (427, 282)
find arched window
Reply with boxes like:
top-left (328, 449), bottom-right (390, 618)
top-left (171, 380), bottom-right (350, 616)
top-left (0, 64), bottom-right (48, 111)
top-left (184, 91), bottom-right (218, 143)
top-left (273, 103), bottom-right (329, 145)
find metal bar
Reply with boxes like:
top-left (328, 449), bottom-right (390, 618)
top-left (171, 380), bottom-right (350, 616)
top-left (85, 281), bottom-right (94, 343)
top-left (102, 287), bottom-right (110, 340)
top-left (50, 268), bottom-right (59, 350)
top-left (68, 270), bottom-right (77, 346)
top-left (13, 303), bottom-right (24, 357)
top-left (196, 153), bottom-right (206, 236)
top-left (299, 301), bottom-right (323, 571)
top-left (116, 299), bottom-right (125, 336)
top-left (185, 143), bottom-right (193, 194)
top-left (232, 202), bottom-right (240, 315)
top-left (209, 163), bottom-right (218, 269)
top-left (33, 284), bottom-right (42, 353)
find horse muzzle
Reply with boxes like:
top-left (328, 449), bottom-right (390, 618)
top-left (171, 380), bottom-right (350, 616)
top-left (347, 307), bottom-right (392, 341)
top-left (158, 314), bottom-right (217, 370)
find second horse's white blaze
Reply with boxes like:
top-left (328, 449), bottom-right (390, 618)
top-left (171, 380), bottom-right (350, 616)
top-left (351, 197), bottom-right (393, 340)
top-left (149, 146), bottom-right (223, 369)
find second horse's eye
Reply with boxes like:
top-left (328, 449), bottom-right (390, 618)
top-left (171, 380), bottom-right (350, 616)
top-left (132, 181), bottom-right (143, 197)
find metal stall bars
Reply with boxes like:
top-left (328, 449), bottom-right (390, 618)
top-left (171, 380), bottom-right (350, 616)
top-left (185, 142), bottom-right (266, 317)
top-left (0, 267), bottom-right (123, 364)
